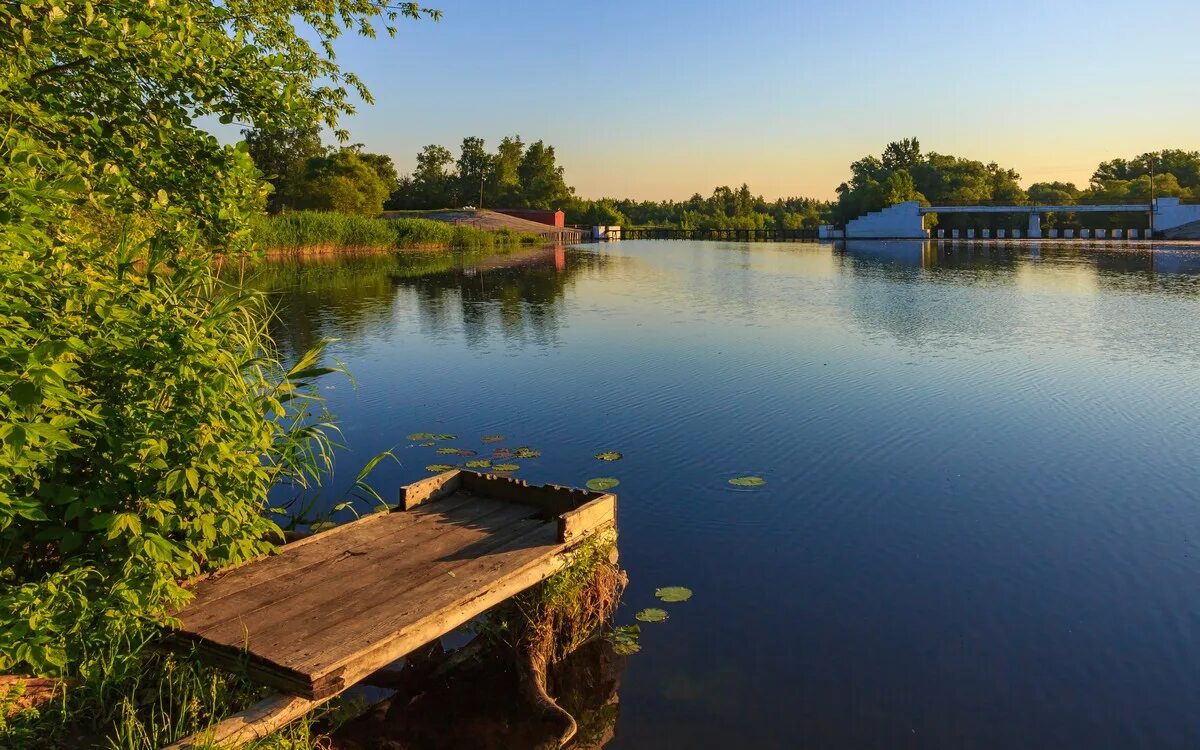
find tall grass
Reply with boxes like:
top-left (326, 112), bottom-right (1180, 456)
top-left (252, 212), bottom-right (542, 253)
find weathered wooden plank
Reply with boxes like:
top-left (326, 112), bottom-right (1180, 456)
top-left (299, 523), bottom-right (565, 694)
top-left (188, 498), bottom-right (534, 646)
top-left (458, 471), bottom-right (600, 516)
top-left (399, 469), bottom-right (460, 510)
top-left (557, 493), bottom-right (616, 544)
top-left (181, 493), bottom-right (478, 613)
top-left (161, 692), bottom-right (328, 750)
top-left (250, 512), bottom-right (549, 666)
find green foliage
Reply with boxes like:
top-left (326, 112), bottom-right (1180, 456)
top-left (250, 211), bottom-right (541, 251)
top-left (594, 452), bottom-right (623, 462)
top-left (585, 478), bottom-right (619, 492)
top-left (244, 125), bottom-right (329, 213)
top-left (294, 150), bottom-right (391, 215)
top-left (0, 0), bottom-right (438, 744)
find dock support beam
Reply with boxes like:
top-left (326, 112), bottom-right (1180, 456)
top-left (1027, 213), bottom-right (1041, 238)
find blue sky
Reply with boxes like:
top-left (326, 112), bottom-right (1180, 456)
top-left (325, 0), bottom-right (1200, 200)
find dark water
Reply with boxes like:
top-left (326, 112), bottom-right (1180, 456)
top-left (259, 240), bottom-right (1200, 749)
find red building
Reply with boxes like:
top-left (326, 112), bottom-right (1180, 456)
top-left (493, 208), bottom-right (565, 228)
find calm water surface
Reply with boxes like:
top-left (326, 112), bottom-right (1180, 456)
top-left (261, 240), bottom-right (1200, 749)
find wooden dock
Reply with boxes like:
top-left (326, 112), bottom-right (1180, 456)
top-left (168, 470), bottom-right (615, 742)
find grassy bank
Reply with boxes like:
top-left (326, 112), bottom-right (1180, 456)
top-left (252, 211), bottom-right (543, 253)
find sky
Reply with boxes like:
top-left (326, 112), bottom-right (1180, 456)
top-left (325, 0), bottom-right (1200, 201)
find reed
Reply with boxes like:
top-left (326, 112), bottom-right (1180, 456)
top-left (251, 212), bottom-right (542, 253)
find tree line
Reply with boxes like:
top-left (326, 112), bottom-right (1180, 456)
top-left (834, 138), bottom-right (1200, 229)
top-left (245, 126), bottom-right (1200, 232)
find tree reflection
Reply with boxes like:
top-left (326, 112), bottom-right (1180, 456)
top-left (248, 246), bottom-right (608, 357)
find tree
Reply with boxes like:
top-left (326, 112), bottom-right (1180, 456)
top-left (244, 124), bottom-right (328, 212)
top-left (412, 143), bottom-right (457, 208)
top-left (488, 135), bottom-right (525, 206)
top-left (456, 136), bottom-right (491, 207)
top-left (518, 140), bottom-right (574, 209)
top-left (882, 138), bottom-right (922, 171)
top-left (297, 149), bottom-right (391, 214)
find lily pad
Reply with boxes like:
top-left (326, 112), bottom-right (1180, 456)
top-left (513, 447), bottom-right (541, 459)
top-left (407, 432), bottom-right (435, 441)
top-left (310, 521), bottom-right (337, 533)
top-left (595, 451), bottom-right (623, 462)
top-left (728, 476), bottom-right (766, 488)
top-left (418, 441), bottom-right (436, 447)
top-left (608, 624), bottom-right (641, 655)
top-left (586, 477), bottom-right (620, 492)
top-left (635, 608), bottom-right (668, 623)
top-left (465, 459), bottom-right (492, 469)
top-left (454, 449), bottom-right (477, 457)
top-left (425, 464), bottom-right (456, 473)
top-left (655, 586), bottom-right (693, 603)
top-left (435, 447), bottom-right (460, 455)
top-left (434, 434), bottom-right (457, 441)
top-left (492, 448), bottom-right (514, 459)
top-left (492, 463), bottom-right (520, 472)
top-left (481, 435), bottom-right (505, 443)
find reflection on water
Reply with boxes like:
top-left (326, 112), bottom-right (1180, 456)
top-left (332, 639), bottom-right (625, 750)
top-left (261, 240), bottom-right (1200, 749)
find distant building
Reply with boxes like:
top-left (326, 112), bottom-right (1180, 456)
top-left (493, 208), bottom-right (564, 228)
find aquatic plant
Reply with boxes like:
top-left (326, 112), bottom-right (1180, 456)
top-left (251, 211), bottom-right (543, 253)
top-left (655, 587), bottom-right (693, 603)
top-left (492, 463), bottom-right (521, 472)
top-left (728, 476), bottom-right (766, 487)
top-left (635, 608), bottom-right (668, 623)
top-left (465, 459), bottom-right (492, 469)
top-left (594, 451), bottom-right (623, 462)
top-left (513, 447), bottom-right (541, 459)
top-left (481, 435), bottom-right (505, 443)
top-left (586, 478), bottom-right (620, 491)
top-left (425, 464), bottom-right (457, 473)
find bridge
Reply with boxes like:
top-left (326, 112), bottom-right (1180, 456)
top-left (837, 197), bottom-right (1200, 240)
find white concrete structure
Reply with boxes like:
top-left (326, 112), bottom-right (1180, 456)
top-left (1080, 229), bottom-right (1091, 238)
top-left (967, 229), bottom-right (976, 239)
top-left (592, 225), bottom-right (622, 240)
top-left (841, 201), bottom-right (927, 239)
top-left (1064, 229), bottom-right (1074, 238)
top-left (1155, 198), bottom-right (1200, 237)
top-left (982, 229), bottom-right (991, 239)
top-left (1129, 229), bottom-right (1140, 239)
top-left (1112, 229), bottom-right (1123, 239)
top-left (842, 198), bottom-right (1200, 239)
top-left (1096, 229), bottom-right (1107, 239)
top-left (937, 229), bottom-right (945, 238)
top-left (952, 229), bottom-right (960, 239)
top-left (1048, 229), bottom-right (1058, 238)
top-left (1013, 229), bottom-right (1021, 239)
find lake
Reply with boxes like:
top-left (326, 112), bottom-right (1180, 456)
top-left (258, 239), bottom-right (1200, 749)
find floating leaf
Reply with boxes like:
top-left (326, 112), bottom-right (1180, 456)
top-left (608, 624), bottom-right (641, 655)
top-left (586, 477), bottom-right (620, 492)
top-left (407, 432), bottom-right (435, 441)
top-left (492, 448), bottom-right (513, 459)
top-left (454, 449), bottom-right (477, 457)
top-left (481, 435), bottom-right (505, 443)
top-left (513, 447), bottom-right (541, 459)
top-left (728, 476), bottom-right (766, 487)
top-left (310, 521), bottom-right (336, 533)
top-left (434, 434), bottom-right (457, 441)
top-left (435, 447), bottom-right (460, 455)
top-left (418, 441), bottom-right (435, 447)
top-left (595, 451), bottom-right (623, 462)
top-left (425, 464), bottom-right (456, 473)
top-left (492, 463), bottom-right (520, 472)
top-left (465, 459), bottom-right (492, 469)
top-left (635, 608), bottom-right (668, 623)
top-left (655, 586), bottom-right (693, 603)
